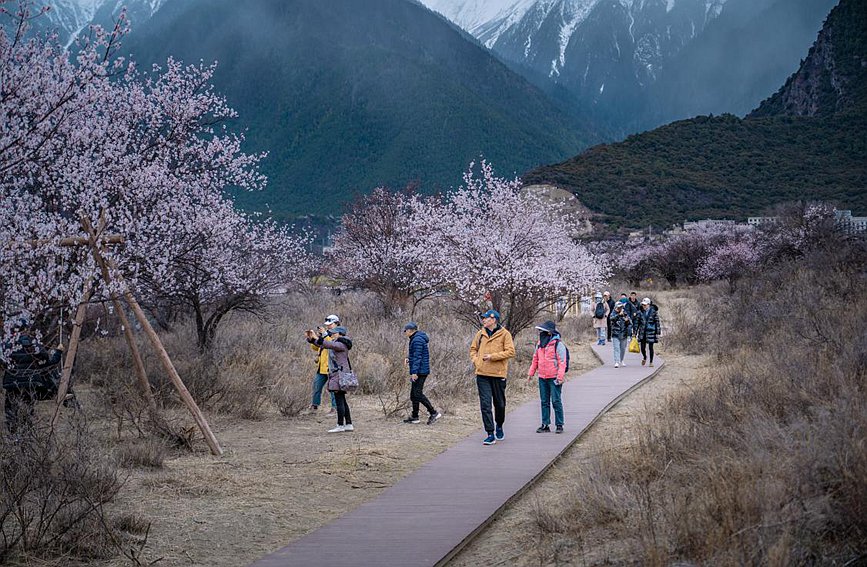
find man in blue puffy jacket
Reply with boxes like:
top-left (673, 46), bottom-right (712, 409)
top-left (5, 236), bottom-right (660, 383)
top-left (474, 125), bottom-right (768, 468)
top-left (403, 322), bottom-right (441, 425)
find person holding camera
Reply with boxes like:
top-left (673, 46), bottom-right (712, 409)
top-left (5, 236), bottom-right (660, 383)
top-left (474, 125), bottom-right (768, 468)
top-left (469, 309), bottom-right (515, 445)
top-left (402, 322), bottom-right (441, 425)
top-left (307, 314), bottom-right (339, 413)
top-left (305, 326), bottom-right (354, 432)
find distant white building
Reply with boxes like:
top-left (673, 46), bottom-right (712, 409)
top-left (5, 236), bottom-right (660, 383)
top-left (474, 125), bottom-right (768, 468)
top-left (683, 219), bottom-right (737, 231)
top-left (747, 216), bottom-right (779, 226)
top-left (835, 210), bottom-right (867, 233)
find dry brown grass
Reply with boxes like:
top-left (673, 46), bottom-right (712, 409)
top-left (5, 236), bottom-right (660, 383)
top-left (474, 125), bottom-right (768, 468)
top-left (509, 239), bottom-right (867, 566)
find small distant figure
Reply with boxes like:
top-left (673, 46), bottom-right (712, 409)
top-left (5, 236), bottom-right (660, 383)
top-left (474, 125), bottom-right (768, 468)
top-left (402, 322), bottom-right (441, 425)
top-left (603, 291), bottom-right (615, 341)
top-left (307, 314), bottom-right (339, 413)
top-left (592, 292), bottom-right (609, 345)
top-left (637, 297), bottom-right (661, 367)
top-left (609, 303), bottom-right (633, 368)
top-left (620, 293), bottom-right (639, 323)
top-left (305, 325), bottom-right (354, 432)
top-left (469, 310), bottom-right (515, 446)
top-left (628, 291), bottom-right (641, 316)
top-left (2, 319), bottom-right (65, 435)
top-left (527, 320), bottom-right (566, 434)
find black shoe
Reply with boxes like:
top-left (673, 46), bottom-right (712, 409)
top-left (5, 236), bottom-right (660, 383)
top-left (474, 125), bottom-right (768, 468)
top-left (426, 412), bottom-right (441, 425)
top-left (555, 425), bottom-right (564, 434)
top-left (403, 416), bottom-right (420, 424)
top-left (536, 424), bottom-right (550, 433)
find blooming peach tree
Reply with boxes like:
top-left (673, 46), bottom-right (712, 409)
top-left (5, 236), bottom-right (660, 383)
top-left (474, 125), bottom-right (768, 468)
top-left (0, 4), bottom-right (312, 351)
top-left (420, 161), bottom-right (607, 334)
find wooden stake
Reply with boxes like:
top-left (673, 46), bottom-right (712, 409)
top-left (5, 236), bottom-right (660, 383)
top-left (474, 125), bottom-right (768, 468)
top-left (51, 277), bottom-right (93, 427)
top-left (121, 285), bottom-right (223, 456)
top-left (80, 217), bottom-right (157, 414)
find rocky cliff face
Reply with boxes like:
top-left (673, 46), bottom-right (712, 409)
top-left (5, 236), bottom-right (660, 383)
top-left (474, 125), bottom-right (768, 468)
top-left (751, 0), bottom-right (867, 118)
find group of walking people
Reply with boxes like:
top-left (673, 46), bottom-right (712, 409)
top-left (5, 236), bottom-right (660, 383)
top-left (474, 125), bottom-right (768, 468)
top-left (592, 291), bottom-right (660, 368)
top-left (304, 296), bottom-right (658, 445)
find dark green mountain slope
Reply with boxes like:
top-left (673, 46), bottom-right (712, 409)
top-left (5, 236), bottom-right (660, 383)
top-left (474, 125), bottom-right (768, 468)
top-left (124, 0), bottom-right (595, 218)
top-left (525, 0), bottom-right (867, 230)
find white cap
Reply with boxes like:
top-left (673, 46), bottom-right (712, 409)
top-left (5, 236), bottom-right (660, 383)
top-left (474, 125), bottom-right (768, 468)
top-left (641, 298), bottom-right (651, 305)
top-left (324, 314), bottom-right (340, 324)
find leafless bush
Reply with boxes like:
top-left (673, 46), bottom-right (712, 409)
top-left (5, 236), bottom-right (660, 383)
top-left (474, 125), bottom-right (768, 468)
top-left (0, 417), bottom-right (126, 562)
top-left (528, 237), bottom-right (867, 565)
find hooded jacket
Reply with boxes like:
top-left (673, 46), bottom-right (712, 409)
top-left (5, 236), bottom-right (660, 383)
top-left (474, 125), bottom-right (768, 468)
top-left (310, 335), bottom-right (354, 392)
top-left (637, 305), bottom-right (661, 343)
top-left (528, 333), bottom-right (567, 382)
top-left (309, 333), bottom-right (333, 375)
top-left (469, 325), bottom-right (515, 378)
top-left (407, 330), bottom-right (430, 375)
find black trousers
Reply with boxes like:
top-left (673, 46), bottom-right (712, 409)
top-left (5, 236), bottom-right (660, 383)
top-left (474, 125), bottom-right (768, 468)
top-left (410, 374), bottom-right (436, 418)
top-left (640, 339), bottom-right (655, 363)
top-left (4, 389), bottom-right (35, 435)
top-left (334, 391), bottom-right (352, 425)
top-left (476, 375), bottom-right (507, 434)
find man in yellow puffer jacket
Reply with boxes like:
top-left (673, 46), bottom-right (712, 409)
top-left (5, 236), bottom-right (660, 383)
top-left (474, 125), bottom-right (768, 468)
top-left (308, 314), bottom-right (339, 412)
top-left (469, 309), bottom-right (515, 445)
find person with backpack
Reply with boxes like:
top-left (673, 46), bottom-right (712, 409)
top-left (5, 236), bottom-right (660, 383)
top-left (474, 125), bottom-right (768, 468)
top-left (592, 292), bottom-right (609, 345)
top-left (469, 309), bottom-right (515, 446)
top-left (527, 320), bottom-right (567, 434)
top-left (610, 302), bottom-right (633, 368)
top-left (306, 326), bottom-right (355, 432)
top-left (637, 297), bottom-right (661, 367)
top-left (402, 322), bottom-right (441, 425)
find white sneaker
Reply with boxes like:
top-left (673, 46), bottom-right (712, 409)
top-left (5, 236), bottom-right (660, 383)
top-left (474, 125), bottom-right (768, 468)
top-left (621, 361), bottom-right (626, 366)
top-left (614, 363), bottom-right (619, 368)
top-left (328, 425), bottom-right (346, 433)
top-left (344, 424), bottom-right (354, 431)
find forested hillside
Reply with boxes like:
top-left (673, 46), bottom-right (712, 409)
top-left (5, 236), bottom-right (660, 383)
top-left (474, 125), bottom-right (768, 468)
top-left (525, 0), bottom-right (866, 230)
top-left (124, 0), bottom-right (595, 219)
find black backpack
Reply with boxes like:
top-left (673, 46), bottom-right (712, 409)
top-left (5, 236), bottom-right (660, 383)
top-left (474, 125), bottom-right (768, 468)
top-left (593, 301), bottom-right (605, 319)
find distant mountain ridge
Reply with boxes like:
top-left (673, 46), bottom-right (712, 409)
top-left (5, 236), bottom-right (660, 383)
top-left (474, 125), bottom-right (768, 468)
top-left (423, 0), bottom-right (838, 132)
top-left (524, 0), bottom-right (866, 230)
top-left (121, 0), bottom-right (596, 218)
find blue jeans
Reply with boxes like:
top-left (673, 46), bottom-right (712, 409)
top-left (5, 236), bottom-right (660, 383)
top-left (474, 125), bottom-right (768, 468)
top-left (311, 373), bottom-right (336, 407)
top-left (612, 337), bottom-right (628, 363)
top-left (538, 378), bottom-right (563, 426)
top-left (596, 327), bottom-right (606, 343)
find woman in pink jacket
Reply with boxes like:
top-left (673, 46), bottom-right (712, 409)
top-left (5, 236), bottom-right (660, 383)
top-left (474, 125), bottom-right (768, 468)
top-left (527, 320), bottom-right (567, 434)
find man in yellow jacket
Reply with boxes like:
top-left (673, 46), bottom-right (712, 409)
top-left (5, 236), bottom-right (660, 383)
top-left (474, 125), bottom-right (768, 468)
top-left (308, 313), bottom-right (340, 412)
top-left (469, 309), bottom-right (516, 445)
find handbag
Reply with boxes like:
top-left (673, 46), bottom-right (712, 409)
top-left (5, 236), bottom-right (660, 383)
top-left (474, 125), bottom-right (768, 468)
top-left (628, 335), bottom-right (640, 353)
top-left (337, 357), bottom-right (359, 393)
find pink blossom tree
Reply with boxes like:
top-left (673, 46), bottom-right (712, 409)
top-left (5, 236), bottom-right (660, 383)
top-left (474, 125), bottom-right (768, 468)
top-left (328, 187), bottom-right (445, 316)
top-left (698, 232), bottom-right (762, 292)
top-left (419, 161), bottom-right (607, 335)
top-left (0, 7), bottom-right (311, 356)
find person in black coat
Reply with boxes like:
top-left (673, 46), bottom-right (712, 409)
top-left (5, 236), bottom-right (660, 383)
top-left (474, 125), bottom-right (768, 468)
top-left (609, 303), bottom-right (633, 368)
top-left (637, 298), bottom-right (661, 367)
top-left (603, 291), bottom-right (615, 341)
top-left (2, 321), bottom-right (64, 435)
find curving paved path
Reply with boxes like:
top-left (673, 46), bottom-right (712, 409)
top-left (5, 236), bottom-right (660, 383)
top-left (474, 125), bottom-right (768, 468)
top-left (252, 342), bottom-right (664, 567)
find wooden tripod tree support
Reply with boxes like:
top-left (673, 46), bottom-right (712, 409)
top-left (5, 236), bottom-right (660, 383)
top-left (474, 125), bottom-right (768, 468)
top-left (49, 213), bottom-right (223, 456)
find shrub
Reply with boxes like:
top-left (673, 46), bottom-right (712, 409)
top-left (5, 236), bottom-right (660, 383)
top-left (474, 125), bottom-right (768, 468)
top-left (0, 417), bottom-right (125, 562)
top-left (528, 236), bottom-right (867, 565)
